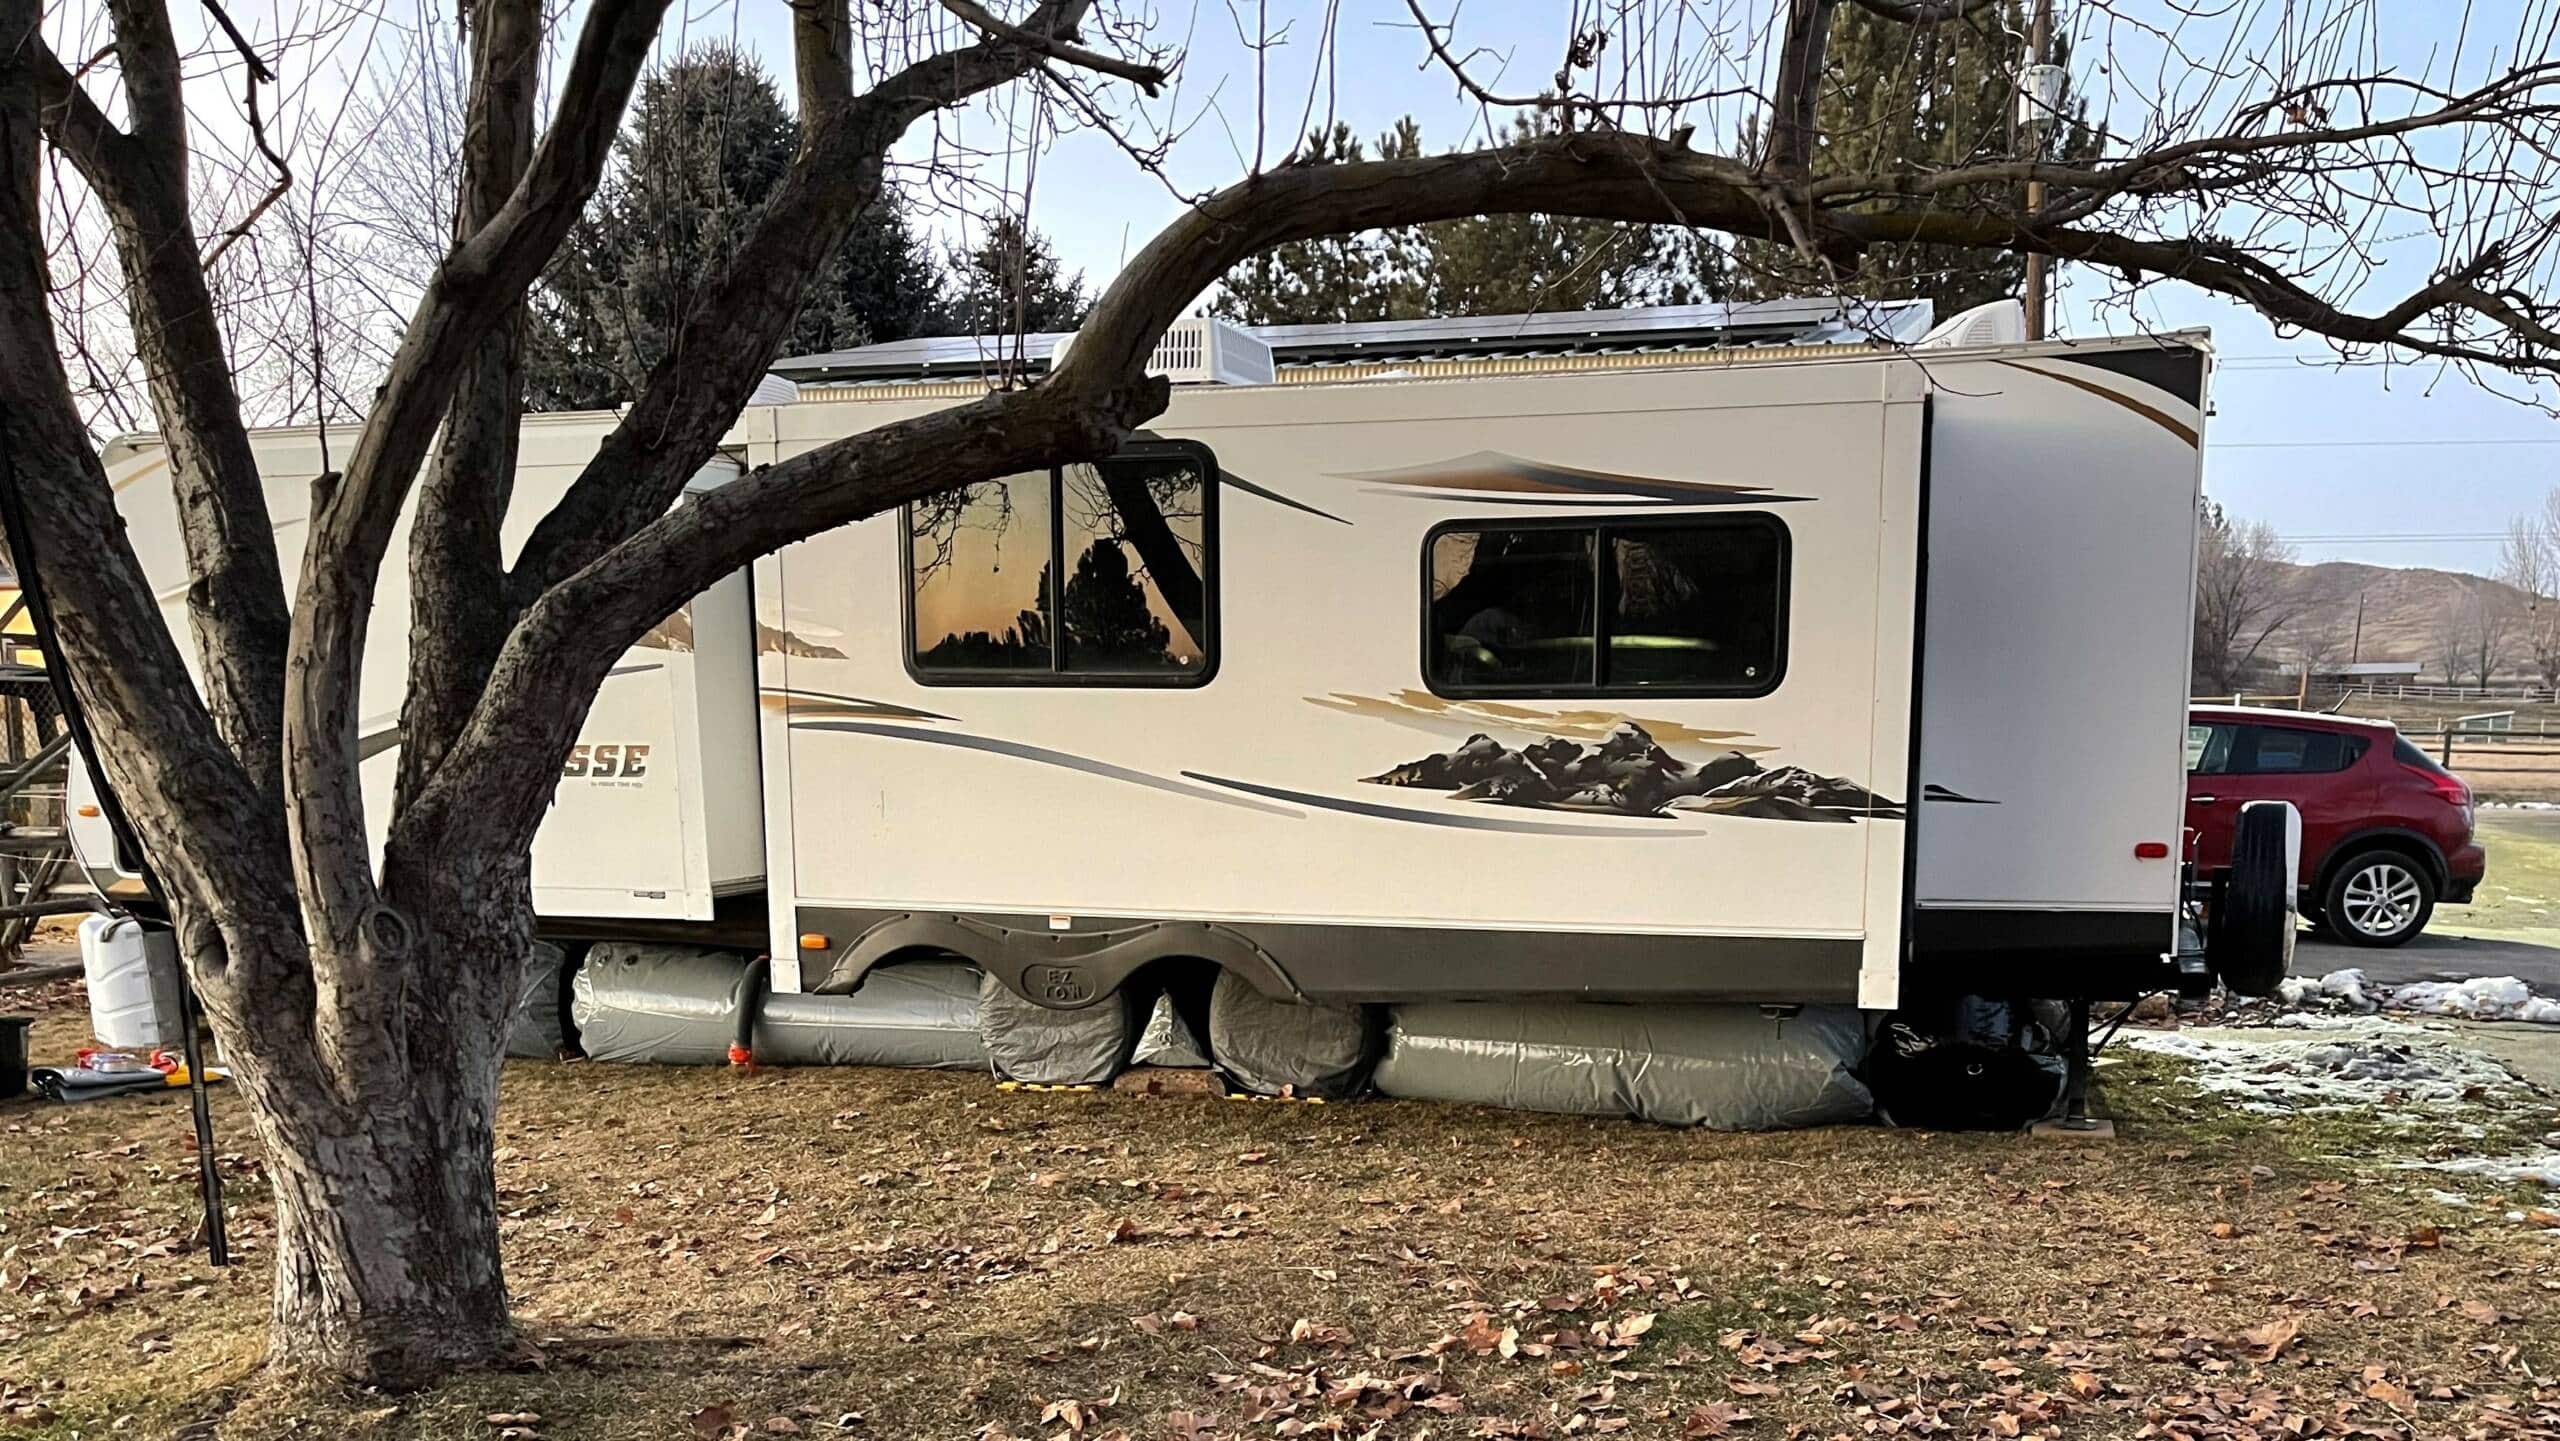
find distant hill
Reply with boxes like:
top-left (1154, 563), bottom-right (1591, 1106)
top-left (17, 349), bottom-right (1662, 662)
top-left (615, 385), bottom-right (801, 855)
top-left (2255, 559), bottom-right (2535, 674)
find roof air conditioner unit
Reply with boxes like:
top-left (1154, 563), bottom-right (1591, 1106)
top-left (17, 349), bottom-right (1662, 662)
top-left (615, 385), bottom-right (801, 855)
top-left (1051, 315), bottom-right (1276, 386)
top-left (1917, 299), bottom-right (2026, 350)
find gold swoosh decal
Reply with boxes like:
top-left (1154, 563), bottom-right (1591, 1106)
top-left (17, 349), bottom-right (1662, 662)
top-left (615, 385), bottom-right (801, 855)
top-left (1997, 360), bottom-right (2199, 447)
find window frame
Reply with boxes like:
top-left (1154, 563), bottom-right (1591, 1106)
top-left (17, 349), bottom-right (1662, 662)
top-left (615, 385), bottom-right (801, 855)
top-left (901, 437), bottom-right (1221, 689)
top-left (1418, 511), bottom-right (1792, 701)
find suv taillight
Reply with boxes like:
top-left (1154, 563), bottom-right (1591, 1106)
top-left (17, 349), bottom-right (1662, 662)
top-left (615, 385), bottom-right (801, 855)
top-left (2401, 760), bottom-right (2473, 817)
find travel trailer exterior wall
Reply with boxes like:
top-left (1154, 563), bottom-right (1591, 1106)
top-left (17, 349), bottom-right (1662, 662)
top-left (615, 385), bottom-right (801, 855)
top-left (67, 303), bottom-right (2217, 1018)
top-left (756, 359), bottom-right (1929, 1009)
top-left (73, 421), bottom-right (765, 925)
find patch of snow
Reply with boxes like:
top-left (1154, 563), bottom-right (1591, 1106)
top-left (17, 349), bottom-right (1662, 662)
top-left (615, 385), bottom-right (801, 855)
top-left (2274, 968), bottom-right (2560, 1025)
top-left (2417, 1151), bottom-right (2560, 1186)
top-left (2425, 1188), bottom-right (2476, 1207)
top-left (2266, 1011), bottom-right (2398, 1031)
top-left (2389, 976), bottom-right (2560, 1024)
top-left (2120, 1017), bottom-right (2521, 1114)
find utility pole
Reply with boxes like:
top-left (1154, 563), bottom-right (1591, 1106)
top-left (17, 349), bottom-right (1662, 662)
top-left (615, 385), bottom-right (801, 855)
top-left (2351, 591), bottom-right (2366, 664)
top-left (2021, 0), bottom-right (2056, 339)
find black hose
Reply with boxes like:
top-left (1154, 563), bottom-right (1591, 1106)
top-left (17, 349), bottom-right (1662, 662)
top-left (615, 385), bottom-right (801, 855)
top-left (729, 953), bottom-right (770, 1066)
top-left (0, 433), bottom-right (227, 1264)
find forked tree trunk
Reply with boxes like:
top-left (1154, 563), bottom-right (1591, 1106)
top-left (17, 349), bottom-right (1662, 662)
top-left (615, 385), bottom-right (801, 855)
top-left (207, 857), bottom-right (536, 1386)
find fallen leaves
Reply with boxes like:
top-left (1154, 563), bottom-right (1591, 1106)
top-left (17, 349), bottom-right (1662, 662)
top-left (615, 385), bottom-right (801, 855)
top-left (2239, 1315), bottom-right (2304, 1364)
top-left (1679, 1401), bottom-right (1754, 1437)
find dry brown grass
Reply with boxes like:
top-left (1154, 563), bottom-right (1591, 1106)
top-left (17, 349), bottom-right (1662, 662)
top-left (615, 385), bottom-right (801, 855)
top-left (7, 982), bottom-right (2560, 1441)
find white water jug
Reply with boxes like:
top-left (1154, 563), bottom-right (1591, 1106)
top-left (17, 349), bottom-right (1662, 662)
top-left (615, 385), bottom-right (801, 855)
top-left (78, 914), bottom-right (181, 1049)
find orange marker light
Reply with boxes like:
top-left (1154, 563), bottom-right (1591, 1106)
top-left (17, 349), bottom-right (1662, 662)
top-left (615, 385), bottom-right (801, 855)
top-left (798, 933), bottom-right (829, 951)
top-left (76, 805), bottom-right (100, 817)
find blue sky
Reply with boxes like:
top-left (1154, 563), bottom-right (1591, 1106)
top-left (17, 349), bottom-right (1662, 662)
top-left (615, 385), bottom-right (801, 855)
top-left (249, 0), bottom-right (2560, 573)
top-left (760, 0), bottom-right (2559, 577)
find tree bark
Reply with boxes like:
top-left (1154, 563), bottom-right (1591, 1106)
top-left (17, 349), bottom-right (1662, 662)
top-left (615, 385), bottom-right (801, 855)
top-left (235, 857), bottom-right (530, 1384)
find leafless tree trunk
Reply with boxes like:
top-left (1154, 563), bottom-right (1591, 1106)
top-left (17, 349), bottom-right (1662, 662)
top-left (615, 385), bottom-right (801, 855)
top-left (2501, 503), bottom-right (2560, 688)
top-left (2193, 506), bottom-right (2305, 694)
top-left (2, 0), bottom-right (2557, 1389)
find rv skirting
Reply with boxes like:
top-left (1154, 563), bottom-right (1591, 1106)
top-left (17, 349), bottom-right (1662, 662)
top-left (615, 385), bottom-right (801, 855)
top-left (573, 942), bottom-right (986, 1068)
top-left (1372, 1002), bottom-right (1873, 1129)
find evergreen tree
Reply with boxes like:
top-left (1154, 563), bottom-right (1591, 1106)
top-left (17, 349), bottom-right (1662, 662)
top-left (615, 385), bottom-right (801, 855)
top-left (1418, 112), bottom-right (1719, 315)
top-left (525, 46), bottom-right (942, 410)
top-left (1724, 2), bottom-right (2097, 313)
top-left (1211, 113), bottom-right (1720, 325)
top-left (928, 215), bottom-right (1090, 336)
top-left (1213, 121), bottom-right (1427, 325)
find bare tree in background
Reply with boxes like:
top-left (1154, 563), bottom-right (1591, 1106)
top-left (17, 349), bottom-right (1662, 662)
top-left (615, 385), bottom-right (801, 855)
top-left (2194, 503), bottom-right (2306, 694)
top-left (2284, 615), bottom-right (2346, 691)
top-left (2437, 579), bottom-right (2518, 687)
top-left (2501, 499), bottom-right (2560, 688)
top-left (4, 0), bottom-right (2560, 1389)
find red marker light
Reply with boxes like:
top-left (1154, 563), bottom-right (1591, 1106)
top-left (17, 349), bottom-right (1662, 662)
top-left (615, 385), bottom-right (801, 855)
top-left (2134, 841), bottom-right (2171, 860)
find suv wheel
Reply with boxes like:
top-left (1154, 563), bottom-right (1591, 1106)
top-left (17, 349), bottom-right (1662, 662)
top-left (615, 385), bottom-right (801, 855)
top-left (2323, 851), bottom-right (2436, 948)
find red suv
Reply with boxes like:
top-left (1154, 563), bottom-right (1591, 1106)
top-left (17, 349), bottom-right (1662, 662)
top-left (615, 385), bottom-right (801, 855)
top-left (2187, 707), bottom-right (2484, 947)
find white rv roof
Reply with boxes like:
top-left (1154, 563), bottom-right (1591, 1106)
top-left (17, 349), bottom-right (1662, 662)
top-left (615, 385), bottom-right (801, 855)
top-left (772, 298), bottom-right (1936, 385)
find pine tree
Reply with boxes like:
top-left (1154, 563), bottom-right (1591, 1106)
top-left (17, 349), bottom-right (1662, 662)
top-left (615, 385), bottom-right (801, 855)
top-left (525, 46), bottom-right (942, 410)
top-left (1211, 113), bottom-right (1720, 325)
top-left (928, 215), bottom-right (1090, 336)
top-left (1213, 122), bottom-right (1427, 325)
top-left (1725, 2), bottom-right (2097, 313)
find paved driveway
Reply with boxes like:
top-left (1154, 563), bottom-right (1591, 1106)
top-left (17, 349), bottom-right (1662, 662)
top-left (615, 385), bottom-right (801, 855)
top-left (2297, 928), bottom-right (2560, 989)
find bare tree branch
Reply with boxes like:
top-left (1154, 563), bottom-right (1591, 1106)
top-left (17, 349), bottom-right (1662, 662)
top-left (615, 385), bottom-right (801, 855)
top-left (392, 0), bottom-right (541, 821)
top-left (498, 0), bottom-right (1119, 612)
top-left (940, 0), bottom-right (1170, 95)
top-left (284, 0), bottom-right (672, 964)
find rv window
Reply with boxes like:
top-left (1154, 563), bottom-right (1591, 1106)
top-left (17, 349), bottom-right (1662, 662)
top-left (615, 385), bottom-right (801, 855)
top-left (1607, 526), bottom-right (1783, 690)
top-left (1428, 529), bottom-right (1598, 688)
top-left (909, 473), bottom-right (1054, 674)
top-left (906, 444), bottom-right (1217, 686)
top-left (1425, 517), bottom-right (1785, 697)
top-left (1059, 456), bottom-right (1211, 676)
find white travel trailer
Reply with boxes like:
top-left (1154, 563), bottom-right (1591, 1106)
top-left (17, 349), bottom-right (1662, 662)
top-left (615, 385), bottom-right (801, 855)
top-left (69, 300), bottom-right (2287, 1028)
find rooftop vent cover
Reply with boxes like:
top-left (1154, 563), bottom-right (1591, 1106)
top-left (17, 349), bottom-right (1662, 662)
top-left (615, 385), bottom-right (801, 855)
top-left (1053, 315), bottom-right (1276, 386)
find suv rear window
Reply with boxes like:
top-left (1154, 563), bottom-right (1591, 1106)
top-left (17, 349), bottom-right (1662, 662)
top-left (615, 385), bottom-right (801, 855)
top-left (2393, 736), bottom-right (2449, 773)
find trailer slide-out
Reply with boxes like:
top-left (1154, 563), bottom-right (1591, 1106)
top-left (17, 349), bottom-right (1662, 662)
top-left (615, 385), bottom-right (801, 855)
top-left (69, 303), bottom-right (2228, 1027)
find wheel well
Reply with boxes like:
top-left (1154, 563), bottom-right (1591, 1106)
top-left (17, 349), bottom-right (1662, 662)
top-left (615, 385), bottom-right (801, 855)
top-left (2316, 834), bottom-right (2445, 897)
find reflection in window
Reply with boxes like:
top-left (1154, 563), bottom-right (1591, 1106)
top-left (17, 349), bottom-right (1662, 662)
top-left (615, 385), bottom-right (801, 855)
top-left (906, 448), bottom-right (1216, 685)
top-left (1060, 458), bottom-right (1208, 674)
top-left (909, 473), bottom-right (1052, 672)
top-left (1426, 517), bottom-right (1785, 695)
top-left (1428, 529), bottom-right (1596, 687)
top-left (1609, 526), bottom-right (1781, 689)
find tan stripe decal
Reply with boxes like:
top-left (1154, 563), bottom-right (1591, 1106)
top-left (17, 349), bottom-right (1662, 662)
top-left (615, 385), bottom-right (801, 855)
top-left (1997, 360), bottom-right (2199, 447)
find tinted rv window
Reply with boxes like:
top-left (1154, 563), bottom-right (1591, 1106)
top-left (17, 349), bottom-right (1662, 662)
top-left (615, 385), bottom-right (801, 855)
top-left (1426, 516), bottom-right (1785, 697)
top-left (1608, 526), bottom-right (1783, 689)
top-left (906, 443), bottom-right (1217, 686)
top-left (909, 473), bottom-right (1054, 673)
top-left (1428, 528), bottom-right (1598, 688)
top-left (1058, 456), bottom-right (1210, 676)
